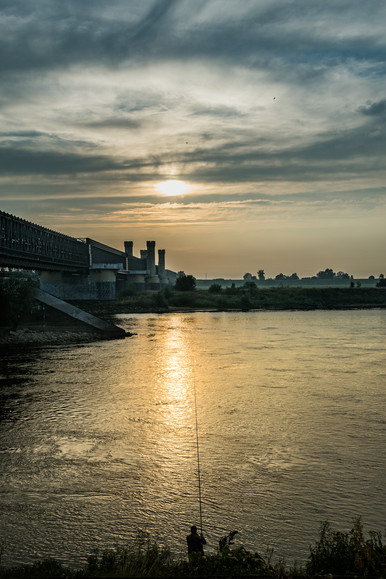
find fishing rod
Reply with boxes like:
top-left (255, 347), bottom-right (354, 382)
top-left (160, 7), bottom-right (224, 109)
top-left (193, 369), bottom-right (203, 536)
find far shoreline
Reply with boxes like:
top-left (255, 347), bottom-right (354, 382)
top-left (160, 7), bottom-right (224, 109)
top-left (75, 286), bottom-right (386, 317)
top-left (1, 287), bottom-right (385, 346)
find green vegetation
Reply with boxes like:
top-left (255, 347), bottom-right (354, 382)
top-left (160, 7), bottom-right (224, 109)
top-left (175, 273), bottom-right (197, 291)
top-left (0, 274), bottom-right (39, 329)
top-left (0, 519), bottom-right (385, 578)
top-left (72, 284), bottom-right (386, 316)
top-left (307, 518), bottom-right (385, 577)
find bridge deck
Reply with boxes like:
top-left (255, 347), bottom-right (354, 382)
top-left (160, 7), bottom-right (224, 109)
top-left (0, 211), bottom-right (90, 272)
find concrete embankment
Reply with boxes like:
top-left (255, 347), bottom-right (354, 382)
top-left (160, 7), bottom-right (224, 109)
top-left (35, 289), bottom-right (126, 338)
top-left (0, 290), bottom-right (127, 345)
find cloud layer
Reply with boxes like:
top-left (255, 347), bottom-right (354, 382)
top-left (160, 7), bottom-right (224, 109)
top-left (1, 0), bottom-right (385, 276)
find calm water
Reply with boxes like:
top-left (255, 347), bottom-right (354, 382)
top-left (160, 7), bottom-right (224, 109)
top-left (0, 310), bottom-right (385, 568)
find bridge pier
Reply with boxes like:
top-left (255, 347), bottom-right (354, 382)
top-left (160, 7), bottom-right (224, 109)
top-left (40, 270), bottom-right (117, 300)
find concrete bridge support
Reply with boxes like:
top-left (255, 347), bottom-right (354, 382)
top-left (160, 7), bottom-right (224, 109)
top-left (40, 269), bottom-right (118, 300)
top-left (158, 249), bottom-right (166, 285)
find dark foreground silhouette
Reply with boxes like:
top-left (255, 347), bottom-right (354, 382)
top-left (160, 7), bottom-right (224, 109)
top-left (1, 517), bottom-right (385, 578)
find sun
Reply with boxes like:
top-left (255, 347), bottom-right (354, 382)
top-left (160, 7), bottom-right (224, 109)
top-left (156, 179), bottom-right (190, 196)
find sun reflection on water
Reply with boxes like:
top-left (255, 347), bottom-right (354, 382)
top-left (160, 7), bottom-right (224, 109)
top-left (153, 318), bottom-right (194, 428)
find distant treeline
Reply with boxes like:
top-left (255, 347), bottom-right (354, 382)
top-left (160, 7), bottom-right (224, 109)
top-left (240, 267), bottom-right (385, 284)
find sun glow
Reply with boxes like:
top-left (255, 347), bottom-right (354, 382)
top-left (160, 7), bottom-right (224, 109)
top-left (156, 179), bottom-right (190, 196)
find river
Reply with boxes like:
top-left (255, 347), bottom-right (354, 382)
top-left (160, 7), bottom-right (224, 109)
top-left (0, 309), bottom-right (385, 568)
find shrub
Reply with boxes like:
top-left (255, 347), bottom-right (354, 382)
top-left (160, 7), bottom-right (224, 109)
top-left (152, 292), bottom-right (169, 310)
top-left (162, 286), bottom-right (174, 299)
top-left (243, 281), bottom-right (258, 295)
top-left (170, 292), bottom-right (196, 308)
top-left (224, 283), bottom-right (239, 295)
top-left (175, 274), bottom-right (196, 291)
top-left (208, 283), bottom-right (222, 294)
top-left (240, 294), bottom-right (252, 311)
top-left (118, 283), bottom-right (138, 297)
top-left (85, 531), bottom-right (173, 577)
top-left (216, 297), bottom-right (229, 310)
top-left (306, 517), bottom-right (386, 577)
top-left (0, 274), bottom-right (39, 329)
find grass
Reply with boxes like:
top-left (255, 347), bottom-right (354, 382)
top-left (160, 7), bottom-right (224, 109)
top-left (1, 519), bottom-right (385, 578)
top-left (71, 285), bottom-right (386, 316)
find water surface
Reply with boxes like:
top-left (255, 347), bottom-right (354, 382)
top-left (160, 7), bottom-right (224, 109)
top-left (0, 310), bottom-right (385, 567)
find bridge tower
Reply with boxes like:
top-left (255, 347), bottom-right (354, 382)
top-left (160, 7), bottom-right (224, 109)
top-left (146, 241), bottom-right (156, 277)
top-left (124, 241), bottom-right (133, 257)
top-left (158, 249), bottom-right (166, 284)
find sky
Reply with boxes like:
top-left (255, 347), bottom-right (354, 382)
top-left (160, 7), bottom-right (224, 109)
top-left (0, 0), bottom-right (385, 279)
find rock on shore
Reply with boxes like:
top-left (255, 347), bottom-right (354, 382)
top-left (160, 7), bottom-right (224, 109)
top-left (0, 328), bottom-right (104, 346)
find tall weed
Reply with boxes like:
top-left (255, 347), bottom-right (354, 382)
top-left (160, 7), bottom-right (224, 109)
top-left (307, 517), bottom-right (386, 576)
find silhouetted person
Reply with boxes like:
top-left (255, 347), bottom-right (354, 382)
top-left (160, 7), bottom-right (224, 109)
top-left (187, 525), bottom-right (206, 561)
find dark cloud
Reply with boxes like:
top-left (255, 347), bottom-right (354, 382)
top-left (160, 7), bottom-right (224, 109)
top-left (0, 0), bottom-right (384, 74)
top-left (0, 130), bottom-right (46, 138)
top-left (83, 117), bottom-right (145, 130)
top-left (0, 0), bottom-right (179, 72)
top-left (1, 104), bottom-right (385, 185)
top-left (0, 146), bottom-right (125, 175)
top-left (130, 0), bottom-right (178, 42)
top-left (191, 104), bottom-right (245, 118)
top-left (358, 100), bottom-right (386, 117)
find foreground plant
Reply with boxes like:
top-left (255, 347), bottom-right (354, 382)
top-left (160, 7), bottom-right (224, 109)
top-left (84, 530), bottom-right (174, 577)
top-left (307, 517), bottom-right (386, 577)
top-left (1, 519), bottom-right (385, 578)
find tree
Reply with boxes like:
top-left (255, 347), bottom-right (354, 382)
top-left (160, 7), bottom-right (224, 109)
top-left (336, 271), bottom-right (350, 279)
top-left (289, 273), bottom-right (299, 280)
top-left (275, 273), bottom-right (286, 280)
top-left (208, 283), bottom-right (222, 294)
top-left (317, 268), bottom-right (335, 279)
top-left (257, 269), bottom-right (265, 281)
top-left (243, 273), bottom-right (252, 281)
top-left (175, 273), bottom-right (196, 291)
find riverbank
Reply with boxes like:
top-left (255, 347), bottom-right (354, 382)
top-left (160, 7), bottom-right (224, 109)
top-left (72, 286), bottom-right (386, 317)
top-left (0, 328), bottom-right (106, 346)
top-left (1, 287), bottom-right (385, 346)
top-left (0, 327), bottom-right (134, 346)
top-left (0, 518), bottom-right (384, 578)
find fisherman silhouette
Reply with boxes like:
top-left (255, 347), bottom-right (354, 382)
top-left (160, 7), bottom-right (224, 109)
top-left (186, 525), bottom-right (206, 561)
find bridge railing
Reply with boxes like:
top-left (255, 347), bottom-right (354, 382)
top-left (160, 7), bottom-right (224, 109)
top-left (0, 211), bottom-right (89, 270)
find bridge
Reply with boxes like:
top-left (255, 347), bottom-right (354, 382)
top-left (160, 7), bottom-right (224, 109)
top-left (0, 210), bottom-right (90, 272)
top-left (0, 210), bottom-right (176, 300)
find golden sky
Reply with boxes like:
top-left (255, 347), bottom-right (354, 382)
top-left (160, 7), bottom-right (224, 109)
top-left (0, 1), bottom-right (385, 278)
